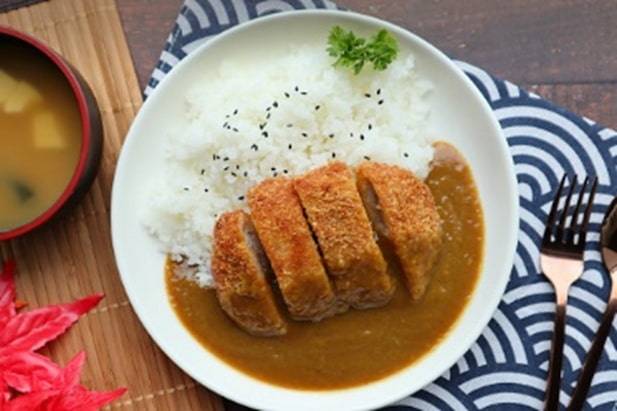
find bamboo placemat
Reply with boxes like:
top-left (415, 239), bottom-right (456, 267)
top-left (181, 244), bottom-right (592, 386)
top-left (0, 1), bottom-right (224, 409)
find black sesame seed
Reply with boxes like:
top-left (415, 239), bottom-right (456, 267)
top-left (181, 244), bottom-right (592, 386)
top-left (288, 144), bottom-right (292, 150)
top-left (233, 109), bottom-right (238, 115)
top-left (238, 196), bottom-right (244, 201)
top-left (235, 165), bottom-right (240, 170)
top-left (273, 101), bottom-right (279, 108)
top-left (200, 169), bottom-right (205, 175)
top-left (251, 144), bottom-right (258, 151)
top-left (222, 122), bottom-right (228, 128)
top-left (212, 154), bottom-right (216, 160)
top-left (232, 127), bottom-right (239, 132)
top-left (364, 93), bottom-right (371, 98)
top-left (283, 169), bottom-right (288, 174)
top-left (302, 132), bottom-right (308, 138)
top-left (364, 156), bottom-right (371, 160)
top-left (331, 152), bottom-right (336, 158)
top-left (271, 167), bottom-right (276, 171)
top-left (223, 157), bottom-right (229, 161)
top-left (266, 106), bottom-right (271, 112)
top-left (184, 187), bottom-right (189, 191)
top-left (231, 172), bottom-right (237, 177)
top-left (360, 134), bottom-right (365, 140)
top-left (300, 91), bottom-right (307, 95)
top-left (284, 92), bottom-right (290, 98)
top-left (315, 105), bottom-right (320, 111)
top-left (350, 132), bottom-right (354, 138)
top-left (214, 213), bottom-right (218, 218)
top-left (287, 123), bottom-right (293, 128)
top-left (294, 86), bottom-right (299, 92)
top-left (243, 171), bottom-right (248, 177)
top-left (204, 188), bottom-right (209, 192)
top-left (262, 131), bottom-right (269, 138)
top-left (266, 113), bottom-right (271, 120)
top-left (225, 114), bottom-right (230, 118)
top-left (368, 124), bottom-right (373, 130)
top-left (223, 166), bottom-right (229, 171)
top-left (378, 99), bottom-right (384, 105)
top-left (377, 88), bottom-right (381, 95)
top-left (226, 125), bottom-right (231, 129)
top-left (273, 172), bottom-right (278, 177)
top-left (404, 152), bottom-right (409, 158)
top-left (259, 123), bottom-right (266, 130)
top-left (328, 133), bottom-right (334, 138)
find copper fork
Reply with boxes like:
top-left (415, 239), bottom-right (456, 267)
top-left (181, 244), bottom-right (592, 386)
top-left (566, 195), bottom-right (616, 411)
top-left (542, 174), bottom-right (598, 411)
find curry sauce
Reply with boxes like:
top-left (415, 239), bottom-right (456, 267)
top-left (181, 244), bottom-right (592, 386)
top-left (166, 142), bottom-right (484, 390)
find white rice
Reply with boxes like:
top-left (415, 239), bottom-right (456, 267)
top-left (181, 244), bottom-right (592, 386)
top-left (143, 44), bottom-right (434, 288)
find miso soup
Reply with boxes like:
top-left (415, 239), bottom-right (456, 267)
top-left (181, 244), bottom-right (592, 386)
top-left (0, 38), bottom-right (82, 231)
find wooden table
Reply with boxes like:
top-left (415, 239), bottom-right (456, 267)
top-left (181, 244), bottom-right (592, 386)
top-left (114, 1), bottom-right (616, 409)
top-left (117, 0), bottom-right (617, 130)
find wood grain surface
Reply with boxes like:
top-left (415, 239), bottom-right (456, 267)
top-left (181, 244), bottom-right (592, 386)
top-left (117, 0), bottom-right (617, 129)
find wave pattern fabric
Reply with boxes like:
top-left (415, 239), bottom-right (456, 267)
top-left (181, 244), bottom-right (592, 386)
top-left (146, 1), bottom-right (617, 409)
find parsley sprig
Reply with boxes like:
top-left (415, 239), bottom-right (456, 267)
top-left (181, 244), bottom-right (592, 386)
top-left (326, 26), bottom-right (399, 74)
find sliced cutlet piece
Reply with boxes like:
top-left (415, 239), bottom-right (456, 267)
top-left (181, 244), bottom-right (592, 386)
top-left (248, 178), bottom-right (341, 321)
top-left (211, 210), bottom-right (287, 336)
top-left (294, 162), bottom-right (395, 309)
top-left (356, 162), bottom-right (443, 300)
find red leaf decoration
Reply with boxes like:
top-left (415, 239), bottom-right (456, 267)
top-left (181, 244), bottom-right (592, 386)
top-left (0, 351), bottom-right (61, 393)
top-left (0, 261), bottom-right (126, 409)
top-left (59, 352), bottom-right (86, 390)
top-left (1, 378), bottom-right (9, 402)
top-left (3, 390), bottom-right (57, 411)
top-left (0, 294), bottom-right (103, 354)
top-left (0, 260), bottom-right (17, 328)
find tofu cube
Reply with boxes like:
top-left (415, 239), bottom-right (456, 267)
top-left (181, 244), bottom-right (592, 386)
top-left (4, 80), bottom-right (42, 114)
top-left (33, 111), bottom-right (66, 149)
top-left (0, 69), bottom-right (19, 106)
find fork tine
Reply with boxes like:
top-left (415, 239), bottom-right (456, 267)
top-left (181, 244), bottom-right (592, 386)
top-left (543, 174), bottom-right (567, 245)
top-left (556, 175), bottom-right (577, 243)
top-left (566, 176), bottom-right (589, 243)
top-left (579, 176), bottom-right (598, 245)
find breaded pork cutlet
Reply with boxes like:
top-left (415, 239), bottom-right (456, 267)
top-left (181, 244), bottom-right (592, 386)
top-left (211, 210), bottom-right (287, 336)
top-left (294, 162), bottom-right (395, 309)
top-left (248, 178), bottom-right (341, 321)
top-left (356, 162), bottom-right (443, 300)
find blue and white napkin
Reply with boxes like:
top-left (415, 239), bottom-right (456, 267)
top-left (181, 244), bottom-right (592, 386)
top-left (146, 1), bottom-right (617, 409)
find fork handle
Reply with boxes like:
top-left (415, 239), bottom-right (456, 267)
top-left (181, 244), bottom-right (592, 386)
top-left (566, 298), bottom-right (617, 411)
top-left (545, 303), bottom-right (566, 411)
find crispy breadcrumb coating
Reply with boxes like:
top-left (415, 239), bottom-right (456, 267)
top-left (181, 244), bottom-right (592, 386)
top-left (248, 178), bottom-right (342, 321)
top-left (211, 210), bottom-right (287, 336)
top-left (357, 161), bottom-right (443, 300)
top-left (294, 162), bottom-right (394, 309)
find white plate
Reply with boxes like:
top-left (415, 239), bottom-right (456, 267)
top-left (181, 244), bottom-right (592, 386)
top-left (111, 10), bottom-right (518, 411)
